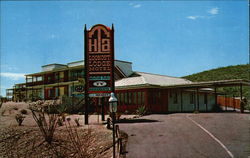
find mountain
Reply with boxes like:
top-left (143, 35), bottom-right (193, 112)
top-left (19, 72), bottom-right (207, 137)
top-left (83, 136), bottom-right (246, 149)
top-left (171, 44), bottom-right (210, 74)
top-left (183, 64), bottom-right (250, 99)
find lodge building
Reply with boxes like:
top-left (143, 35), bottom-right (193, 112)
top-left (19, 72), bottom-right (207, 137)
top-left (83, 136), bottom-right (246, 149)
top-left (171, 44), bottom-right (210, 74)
top-left (6, 59), bottom-right (249, 113)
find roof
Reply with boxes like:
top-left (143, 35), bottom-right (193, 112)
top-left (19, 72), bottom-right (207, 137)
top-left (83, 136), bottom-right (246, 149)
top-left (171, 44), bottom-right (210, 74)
top-left (115, 72), bottom-right (250, 90)
top-left (115, 72), bottom-right (192, 89)
top-left (163, 79), bottom-right (250, 88)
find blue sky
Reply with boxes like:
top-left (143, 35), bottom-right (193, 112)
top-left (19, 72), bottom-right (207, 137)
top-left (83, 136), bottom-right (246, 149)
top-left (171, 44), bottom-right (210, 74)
top-left (0, 1), bottom-right (249, 96)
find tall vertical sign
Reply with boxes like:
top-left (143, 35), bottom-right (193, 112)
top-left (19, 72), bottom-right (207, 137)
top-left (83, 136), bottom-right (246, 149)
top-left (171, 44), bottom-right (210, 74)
top-left (84, 24), bottom-right (114, 124)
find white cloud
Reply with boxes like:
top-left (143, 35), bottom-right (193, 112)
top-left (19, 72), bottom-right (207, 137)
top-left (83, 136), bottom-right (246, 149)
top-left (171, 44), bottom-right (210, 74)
top-left (129, 3), bottom-right (141, 8)
top-left (0, 72), bottom-right (25, 81)
top-left (208, 7), bottom-right (219, 15)
top-left (186, 16), bottom-right (204, 20)
top-left (48, 34), bottom-right (59, 39)
top-left (1, 64), bottom-right (19, 71)
top-left (187, 16), bottom-right (198, 20)
top-left (133, 4), bottom-right (141, 8)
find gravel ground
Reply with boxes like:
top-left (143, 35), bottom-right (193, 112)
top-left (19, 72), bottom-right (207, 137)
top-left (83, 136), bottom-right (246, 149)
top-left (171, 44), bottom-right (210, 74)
top-left (0, 102), bottom-right (116, 158)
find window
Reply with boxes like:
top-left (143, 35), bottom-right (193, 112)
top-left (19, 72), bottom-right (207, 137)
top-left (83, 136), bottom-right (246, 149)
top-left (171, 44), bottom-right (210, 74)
top-left (190, 93), bottom-right (194, 104)
top-left (204, 94), bottom-right (207, 104)
top-left (37, 76), bottom-right (43, 81)
top-left (55, 87), bottom-right (59, 97)
top-left (142, 92), bottom-right (145, 105)
top-left (173, 92), bottom-right (178, 104)
top-left (120, 93), bottom-right (124, 105)
top-left (128, 92), bottom-right (132, 105)
top-left (117, 93), bottom-right (120, 105)
top-left (124, 92), bottom-right (128, 105)
top-left (133, 92), bottom-right (137, 105)
top-left (48, 89), bottom-right (54, 98)
top-left (138, 92), bottom-right (142, 105)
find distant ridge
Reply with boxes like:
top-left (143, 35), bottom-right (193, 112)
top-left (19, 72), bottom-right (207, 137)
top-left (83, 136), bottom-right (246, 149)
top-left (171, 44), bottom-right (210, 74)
top-left (183, 64), bottom-right (250, 99)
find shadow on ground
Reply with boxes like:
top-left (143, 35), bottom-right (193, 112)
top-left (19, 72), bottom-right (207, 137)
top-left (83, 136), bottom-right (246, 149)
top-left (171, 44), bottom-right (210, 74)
top-left (116, 118), bottom-right (160, 124)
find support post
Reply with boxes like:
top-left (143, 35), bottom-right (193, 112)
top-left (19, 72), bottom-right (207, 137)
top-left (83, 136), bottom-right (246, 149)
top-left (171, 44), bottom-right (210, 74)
top-left (84, 24), bottom-right (89, 125)
top-left (233, 95), bottom-right (236, 111)
top-left (32, 76), bottom-right (34, 101)
top-left (214, 86), bottom-right (217, 107)
top-left (225, 94), bottom-right (227, 111)
top-left (25, 76), bottom-right (28, 102)
top-left (101, 97), bottom-right (105, 121)
top-left (112, 112), bottom-right (116, 158)
top-left (196, 88), bottom-right (199, 111)
top-left (43, 75), bottom-right (45, 101)
top-left (240, 83), bottom-right (243, 100)
top-left (180, 89), bottom-right (183, 112)
top-left (240, 83), bottom-right (244, 113)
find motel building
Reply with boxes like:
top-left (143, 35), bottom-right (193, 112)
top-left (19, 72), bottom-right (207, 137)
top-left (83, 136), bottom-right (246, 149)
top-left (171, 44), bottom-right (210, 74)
top-left (6, 59), bottom-right (249, 113)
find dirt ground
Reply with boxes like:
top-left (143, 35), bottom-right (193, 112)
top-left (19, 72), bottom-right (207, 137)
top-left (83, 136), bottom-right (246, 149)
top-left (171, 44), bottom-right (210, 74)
top-left (0, 102), bottom-right (116, 158)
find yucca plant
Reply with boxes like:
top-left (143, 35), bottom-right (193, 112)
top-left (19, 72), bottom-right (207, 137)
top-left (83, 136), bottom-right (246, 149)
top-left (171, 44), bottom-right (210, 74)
top-left (15, 114), bottom-right (25, 126)
top-left (136, 105), bottom-right (147, 116)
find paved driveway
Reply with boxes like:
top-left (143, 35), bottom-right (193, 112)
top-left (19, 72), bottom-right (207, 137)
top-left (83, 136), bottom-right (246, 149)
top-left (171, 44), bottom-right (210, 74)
top-left (118, 113), bottom-right (250, 158)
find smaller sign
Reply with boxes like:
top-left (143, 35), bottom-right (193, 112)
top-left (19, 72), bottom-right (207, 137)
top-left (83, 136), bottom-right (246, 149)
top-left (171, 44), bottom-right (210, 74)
top-left (93, 81), bottom-right (107, 87)
top-left (89, 87), bottom-right (111, 91)
top-left (89, 93), bottom-right (111, 97)
top-left (75, 85), bottom-right (84, 92)
top-left (89, 76), bottom-right (110, 81)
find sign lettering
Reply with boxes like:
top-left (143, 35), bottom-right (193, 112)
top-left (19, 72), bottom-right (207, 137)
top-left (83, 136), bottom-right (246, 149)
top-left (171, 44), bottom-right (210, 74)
top-left (85, 24), bottom-right (114, 95)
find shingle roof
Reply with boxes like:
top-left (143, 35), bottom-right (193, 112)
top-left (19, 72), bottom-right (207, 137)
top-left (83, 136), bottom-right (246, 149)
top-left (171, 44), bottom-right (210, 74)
top-left (115, 72), bottom-right (192, 88)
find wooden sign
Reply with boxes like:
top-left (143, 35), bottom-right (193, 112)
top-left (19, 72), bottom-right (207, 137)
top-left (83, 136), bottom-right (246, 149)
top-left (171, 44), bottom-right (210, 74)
top-left (85, 24), bottom-right (114, 96)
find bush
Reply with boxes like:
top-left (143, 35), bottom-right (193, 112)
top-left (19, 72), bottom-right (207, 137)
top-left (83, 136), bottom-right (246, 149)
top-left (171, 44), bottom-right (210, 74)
top-left (30, 104), bottom-right (58, 144)
top-left (15, 114), bottom-right (25, 126)
top-left (136, 105), bottom-right (147, 116)
top-left (78, 112), bottom-right (83, 115)
top-left (245, 104), bottom-right (250, 111)
top-left (74, 118), bottom-right (80, 126)
top-left (20, 109), bottom-right (28, 115)
top-left (212, 104), bottom-right (223, 112)
top-left (57, 118), bottom-right (64, 126)
top-left (193, 110), bottom-right (199, 114)
top-left (124, 110), bottom-right (129, 115)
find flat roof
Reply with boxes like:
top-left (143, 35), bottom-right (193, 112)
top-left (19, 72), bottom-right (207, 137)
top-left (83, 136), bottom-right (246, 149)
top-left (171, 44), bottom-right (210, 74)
top-left (26, 65), bottom-right (84, 76)
top-left (162, 79), bottom-right (250, 88)
top-left (41, 63), bottom-right (67, 67)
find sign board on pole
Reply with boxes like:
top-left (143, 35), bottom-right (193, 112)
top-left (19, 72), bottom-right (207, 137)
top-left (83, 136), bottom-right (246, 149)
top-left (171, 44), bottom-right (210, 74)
top-left (85, 24), bottom-right (114, 97)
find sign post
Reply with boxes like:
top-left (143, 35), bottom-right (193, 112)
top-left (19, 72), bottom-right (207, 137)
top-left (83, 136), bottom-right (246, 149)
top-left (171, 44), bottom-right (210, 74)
top-left (84, 24), bottom-right (115, 125)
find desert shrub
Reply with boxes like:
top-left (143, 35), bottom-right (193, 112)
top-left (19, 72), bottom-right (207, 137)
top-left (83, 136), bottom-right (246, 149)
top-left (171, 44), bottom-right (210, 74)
top-left (78, 112), bottom-right (83, 115)
top-left (57, 118), bottom-right (64, 126)
top-left (245, 104), bottom-right (250, 111)
top-left (13, 107), bottom-right (18, 110)
top-left (74, 118), bottom-right (80, 126)
top-left (212, 104), bottom-right (223, 112)
top-left (124, 110), bottom-right (129, 115)
top-left (65, 119), bottom-right (92, 157)
top-left (136, 105), bottom-right (147, 116)
top-left (15, 114), bottom-right (25, 126)
top-left (30, 101), bottom-right (59, 144)
top-left (193, 110), bottom-right (199, 114)
top-left (20, 109), bottom-right (28, 115)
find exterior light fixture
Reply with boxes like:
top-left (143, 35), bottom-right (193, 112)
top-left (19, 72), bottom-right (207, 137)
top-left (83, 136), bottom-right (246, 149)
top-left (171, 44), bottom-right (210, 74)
top-left (109, 92), bottom-right (117, 113)
top-left (109, 92), bottom-right (118, 158)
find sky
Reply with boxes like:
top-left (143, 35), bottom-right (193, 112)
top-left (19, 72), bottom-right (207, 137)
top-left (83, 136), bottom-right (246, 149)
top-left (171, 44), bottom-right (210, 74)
top-left (0, 0), bottom-right (249, 97)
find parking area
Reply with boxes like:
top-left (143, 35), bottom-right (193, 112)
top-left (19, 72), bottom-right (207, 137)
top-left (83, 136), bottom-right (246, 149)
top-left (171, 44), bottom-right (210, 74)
top-left (118, 113), bottom-right (250, 158)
